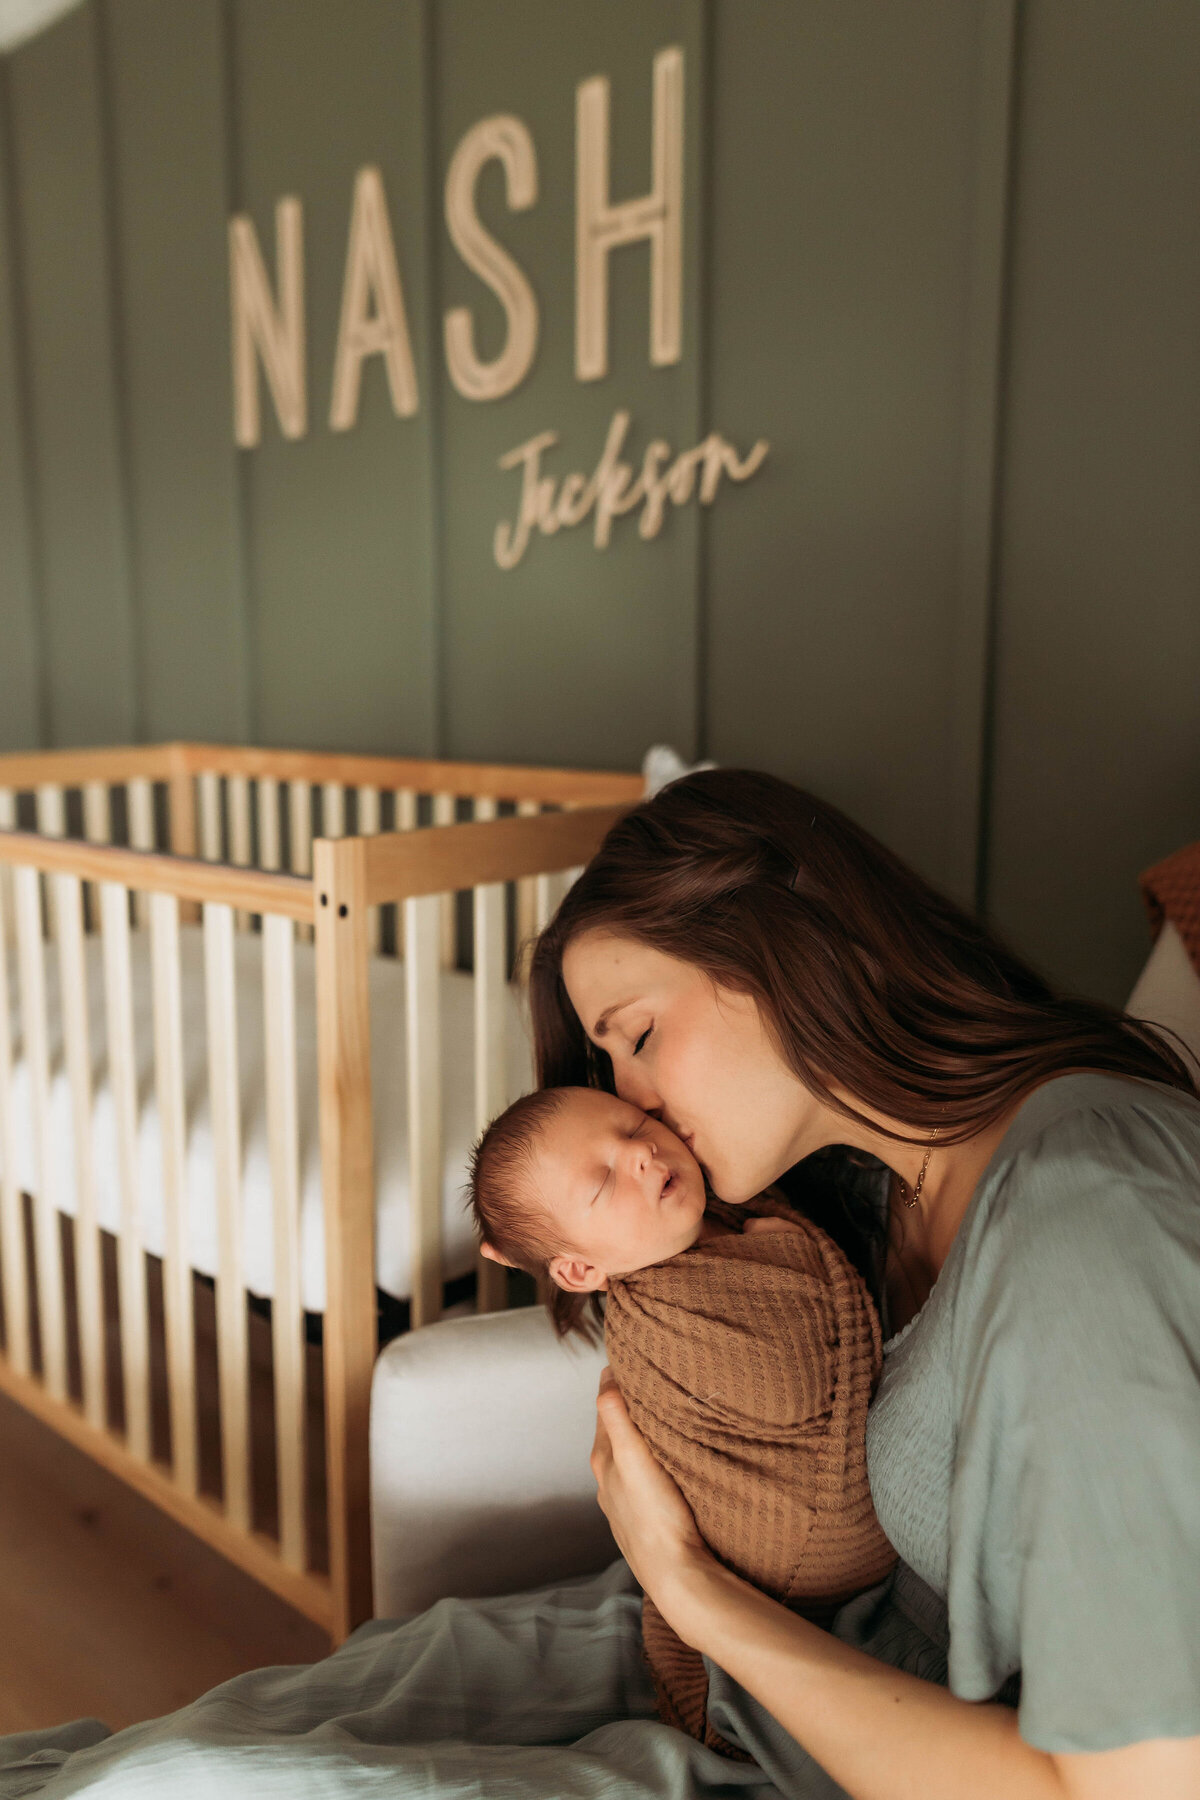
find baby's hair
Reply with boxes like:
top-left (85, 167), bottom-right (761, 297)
top-left (467, 1087), bottom-right (603, 1343)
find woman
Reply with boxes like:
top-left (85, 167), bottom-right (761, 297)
top-left (529, 768), bottom-right (1200, 1798)
top-left (5, 769), bottom-right (1197, 1800)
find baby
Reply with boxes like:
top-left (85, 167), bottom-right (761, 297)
top-left (469, 1086), bottom-right (896, 1756)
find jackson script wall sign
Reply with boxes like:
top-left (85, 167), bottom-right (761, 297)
top-left (228, 46), bottom-right (769, 569)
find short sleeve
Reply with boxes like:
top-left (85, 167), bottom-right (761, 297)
top-left (946, 1093), bottom-right (1200, 1752)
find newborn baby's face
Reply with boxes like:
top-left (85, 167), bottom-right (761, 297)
top-left (535, 1089), bottom-right (707, 1294)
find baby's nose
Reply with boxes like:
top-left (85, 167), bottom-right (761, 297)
top-left (635, 1144), bottom-right (665, 1187)
top-left (626, 1138), bottom-right (656, 1176)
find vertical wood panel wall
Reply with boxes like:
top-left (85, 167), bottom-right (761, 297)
top-left (0, 0), bottom-right (1197, 1005)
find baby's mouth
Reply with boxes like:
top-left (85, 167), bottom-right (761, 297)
top-left (659, 1169), bottom-right (679, 1202)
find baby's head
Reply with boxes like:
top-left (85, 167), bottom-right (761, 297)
top-left (468, 1086), bottom-right (707, 1338)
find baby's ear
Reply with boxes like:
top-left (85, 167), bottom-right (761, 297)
top-left (479, 1241), bottom-right (514, 1267)
top-left (549, 1254), bottom-right (609, 1294)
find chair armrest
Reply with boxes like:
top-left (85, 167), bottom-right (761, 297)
top-left (370, 1305), bottom-right (615, 1617)
top-left (1127, 920), bottom-right (1200, 1077)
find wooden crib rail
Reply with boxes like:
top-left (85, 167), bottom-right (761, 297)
top-left (311, 803), bottom-right (630, 1635)
top-left (0, 744), bottom-right (177, 789)
top-left (0, 846), bottom-right (333, 1634)
top-left (357, 803), bottom-right (630, 906)
top-left (0, 791), bottom-right (634, 1645)
top-left (173, 743), bottom-right (643, 807)
top-left (0, 831), bottom-right (314, 922)
top-left (0, 743), bottom-right (643, 809)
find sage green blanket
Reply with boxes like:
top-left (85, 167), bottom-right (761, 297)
top-left (0, 1560), bottom-right (947, 1799)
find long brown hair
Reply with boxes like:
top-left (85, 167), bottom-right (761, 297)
top-left (529, 770), bottom-right (1193, 1281)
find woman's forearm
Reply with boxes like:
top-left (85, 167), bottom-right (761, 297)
top-left (670, 1557), bottom-right (1064, 1800)
top-left (591, 1378), bottom-right (1198, 1798)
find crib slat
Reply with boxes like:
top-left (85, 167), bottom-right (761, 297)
top-left (357, 787), bottom-right (380, 835)
top-left (167, 747), bottom-right (198, 859)
top-left (54, 873), bottom-right (105, 1429)
top-left (204, 901), bottom-right (251, 1530)
top-left (15, 866), bottom-right (68, 1399)
top-left (405, 891), bottom-right (443, 1328)
top-left (257, 776), bottom-right (282, 872)
top-left (356, 787), bottom-right (382, 953)
top-left (83, 784), bottom-right (112, 930)
top-left (321, 781), bottom-right (346, 841)
top-left (263, 914), bottom-right (306, 1568)
top-left (515, 799), bottom-right (540, 953)
top-left (100, 881), bottom-right (151, 1460)
top-left (289, 782), bottom-right (314, 944)
top-left (228, 774), bottom-right (253, 932)
top-left (0, 874), bottom-right (30, 1375)
top-left (472, 801), bottom-right (508, 1313)
top-left (128, 776), bottom-right (155, 851)
top-left (433, 793), bottom-right (456, 970)
top-left (288, 781), bottom-right (313, 875)
top-left (83, 781), bottom-right (111, 844)
top-left (228, 775), bottom-right (252, 866)
top-left (198, 772), bottom-right (223, 862)
top-left (36, 784), bottom-right (66, 838)
top-left (0, 794), bottom-right (13, 960)
top-left (392, 790), bottom-right (416, 957)
top-left (36, 790), bottom-right (66, 945)
top-left (150, 891), bottom-right (197, 1496)
top-left (128, 777), bottom-right (156, 928)
top-left (534, 871), bottom-right (558, 932)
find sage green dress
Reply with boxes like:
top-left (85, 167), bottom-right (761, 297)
top-left (869, 1071), bottom-right (1200, 1750)
top-left (709, 1071), bottom-right (1200, 1788)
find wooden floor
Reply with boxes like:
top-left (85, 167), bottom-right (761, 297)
top-left (0, 1388), bottom-right (329, 1735)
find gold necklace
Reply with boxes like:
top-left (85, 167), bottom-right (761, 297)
top-left (896, 1126), bottom-right (940, 1211)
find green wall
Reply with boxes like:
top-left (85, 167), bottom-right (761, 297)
top-left (0, 0), bottom-right (1197, 1006)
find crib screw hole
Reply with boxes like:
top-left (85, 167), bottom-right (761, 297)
top-left (338, 903), bottom-right (348, 918)
top-left (320, 892), bottom-right (328, 905)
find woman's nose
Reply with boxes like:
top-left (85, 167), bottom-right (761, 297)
top-left (613, 1062), bottom-right (662, 1115)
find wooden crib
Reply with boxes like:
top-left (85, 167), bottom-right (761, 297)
top-left (0, 743), bottom-right (640, 1642)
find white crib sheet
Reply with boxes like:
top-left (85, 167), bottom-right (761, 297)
top-left (1, 925), bottom-right (533, 1311)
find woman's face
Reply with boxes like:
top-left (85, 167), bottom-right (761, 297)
top-left (561, 930), bottom-right (818, 1203)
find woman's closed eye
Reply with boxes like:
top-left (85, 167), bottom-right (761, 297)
top-left (632, 1025), bottom-right (653, 1056)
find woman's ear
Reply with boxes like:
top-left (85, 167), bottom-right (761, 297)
top-left (479, 1241), bottom-right (513, 1267)
top-left (549, 1253), bottom-right (609, 1294)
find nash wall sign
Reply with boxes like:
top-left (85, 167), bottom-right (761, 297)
top-left (228, 45), bottom-right (768, 569)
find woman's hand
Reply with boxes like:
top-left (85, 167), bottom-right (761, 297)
top-left (590, 1368), bottom-right (717, 1644)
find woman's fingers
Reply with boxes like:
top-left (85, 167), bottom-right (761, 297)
top-left (590, 1368), bottom-right (615, 1492)
top-left (589, 1414), bottom-right (613, 1494)
top-left (596, 1370), bottom-right (632, 1428)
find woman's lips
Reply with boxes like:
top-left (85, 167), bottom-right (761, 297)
top-left (681, 1131), bottom-right (712, 1184)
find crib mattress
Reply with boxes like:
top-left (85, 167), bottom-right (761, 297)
top-left (1, 925), bottom-right (532, 1310)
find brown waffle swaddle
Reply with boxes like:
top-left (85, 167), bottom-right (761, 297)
top-left (604, 1196), bottom-right (896, 1754)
